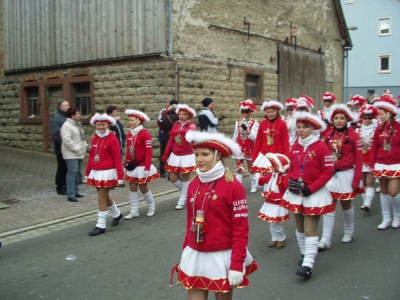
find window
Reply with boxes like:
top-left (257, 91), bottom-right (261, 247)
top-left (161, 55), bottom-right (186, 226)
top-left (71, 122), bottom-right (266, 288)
top-left (20, 82), bottom-right (41, 123)
top-left (378, 55), bottom-right (391, 73)
top-left (245, 73), bottom-right (263, 104)
top-left (72, 82), bottom-right (91, 117)
top-left (378, 17), bottom-right (391, 36)
top-left (26, 87), bottom-right (40, 118)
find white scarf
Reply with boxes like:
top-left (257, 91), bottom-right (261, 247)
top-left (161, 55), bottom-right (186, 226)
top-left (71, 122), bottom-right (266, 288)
top-left (298, 132), bottom-right (320, 147)
top-left (196, 160), bottom-right (226, 183)
top-left (130, 125), bottom-right (144, 136)
top-left (96, 129), bottom-right (110, 138)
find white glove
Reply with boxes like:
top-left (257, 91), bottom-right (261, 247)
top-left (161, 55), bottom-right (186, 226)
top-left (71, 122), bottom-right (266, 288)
top-left (144, 170), bottom-right (150, 177)
top-left (117, 180), bottom-right (124, 186)
top-left (228, 270), bottom-right (244, 286)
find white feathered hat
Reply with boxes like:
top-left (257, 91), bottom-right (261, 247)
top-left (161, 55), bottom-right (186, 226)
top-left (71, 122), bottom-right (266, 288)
top-left (175, 104), bottom-right (196, 118)
top-left (293, 111), bottom-right (327, 132)
top-left (327, 104), bottom-right (358, 123)
top-left (90, 113), bottom-right (116, 126)
top-left (261, 100), bottom-right (284, 111)
top-left (125, 109), bottom-right (150, 122)
top-left (185, 131), bottom-right (242, 158)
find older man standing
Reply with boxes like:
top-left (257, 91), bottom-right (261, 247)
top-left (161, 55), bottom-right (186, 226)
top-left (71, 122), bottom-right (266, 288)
top-left (50, 100), bottom-right (70, 195)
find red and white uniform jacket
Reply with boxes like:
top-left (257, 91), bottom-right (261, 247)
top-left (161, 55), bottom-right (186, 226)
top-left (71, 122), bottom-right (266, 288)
top-left (370, 121), bottom-right (400, 167)
top-left (125, 128), bottom-right (153, 171)
top-left (183, 177), bottom-right (249, 272)
top-left (252, 118), bottom-right (290, 161)
top-left (288, 140), bottom-right (334, 194)
top-left (232, 118), bottom-right (259, 158)
top-left (324, 127), bottom-right (363, 188)
top-left (86, 132), bottom-right (124, 179)
top-left (162, 121), bottom-right (196, 160)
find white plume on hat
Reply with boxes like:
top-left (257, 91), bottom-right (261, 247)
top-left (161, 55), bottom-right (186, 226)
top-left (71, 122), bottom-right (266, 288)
top-left (327, 103), bottom-right (358, 123)
top-left (125, 109), bottom-right (150, 122)
top-left (90, 113), bottom-right (116, 126)
top-left (175, 104), bottom-right (196, 118)
top-left (185, 130), bottom-right (242, 158)
top-left (261, 100), bottom-right (284, 111)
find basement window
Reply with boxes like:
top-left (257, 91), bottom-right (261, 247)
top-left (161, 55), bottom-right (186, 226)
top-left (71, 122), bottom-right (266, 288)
top-left (20, 83), bottom-right (41, 123)
top-left (245, 73), bottom-right (263, 104)
top-left (72, 82), bottom-right (91, 117)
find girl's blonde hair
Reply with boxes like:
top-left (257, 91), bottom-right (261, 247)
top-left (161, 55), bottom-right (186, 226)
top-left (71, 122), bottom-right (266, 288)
top-left (221, 158), bottom-right (234, 182)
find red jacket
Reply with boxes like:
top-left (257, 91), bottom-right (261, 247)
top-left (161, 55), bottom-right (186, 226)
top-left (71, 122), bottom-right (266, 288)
top-left (370, 120), bottom-right (400, 166)
top-left (324, 127), bottom-right (363, 188)
top-left (125, 129), bottom-right (153, 171)
top-left (259, 173), bottom-right (288, 203)
top-left (163, 121), bottom-right (196, 160)
top-left (183, 176), bottom-right (249, 272)
top-left (288, 140), bottom-right (334, 194)
top-left (86, 133), bottom-right (124, 180)
top-left (252, 118), bottom-right (290, 161)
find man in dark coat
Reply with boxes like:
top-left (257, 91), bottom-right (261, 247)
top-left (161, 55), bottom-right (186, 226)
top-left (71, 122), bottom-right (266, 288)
top-left (50, 99), bottom-right (70, 195)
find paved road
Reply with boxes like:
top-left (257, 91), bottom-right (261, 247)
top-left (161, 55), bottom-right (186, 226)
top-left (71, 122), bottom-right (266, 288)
top-left (1, 178), bottom-right (399, 299)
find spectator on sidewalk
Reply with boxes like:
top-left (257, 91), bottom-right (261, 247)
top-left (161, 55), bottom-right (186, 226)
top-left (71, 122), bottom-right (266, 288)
top-left (50, 99), bottom-right (70, 195)
top-left (60, 107), bottom-right (86, 202)
top-left (106, 105), bottom-right (126, 157)
top-left (157, 100), bottom-right (179, 178)
top-left (86, 113), bottom-right (124, 236)
top-left (198, 97), bottom-right (225, 133)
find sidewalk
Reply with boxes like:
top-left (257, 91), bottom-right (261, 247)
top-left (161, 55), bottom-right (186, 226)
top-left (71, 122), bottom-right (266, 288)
top-left (0, 145), bottom-right (237, 237)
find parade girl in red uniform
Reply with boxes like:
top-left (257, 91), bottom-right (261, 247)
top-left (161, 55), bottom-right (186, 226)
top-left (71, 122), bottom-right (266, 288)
top-left (348, 94), bottom-right (367, 128)
top-left (318, 104), bottom-right (363, 250)
top-left (172, 131), bottom-right (257, 300)
top-left (232, 99), bottom-right (259, 193)
top-left (258, 153), bottom-right (290, 249)
top-left (162, 104), bottom-right (197, 210)
top-left (370, 94), bottom-right (400, 230)
top-left (282, 112), bottom-right (334, 279)
top-left (251, 100), bottom-right (290, 176)
top-left (357, 104), bottom-right (379, 212)
top-left (86, 113), bottom-right (124, 236)
top-left (124, 109), bottom-right (160, 219)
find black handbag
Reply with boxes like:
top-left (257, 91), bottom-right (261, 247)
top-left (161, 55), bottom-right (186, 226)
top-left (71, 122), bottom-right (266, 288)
top-left (124, 160), bottom-right (144, 171)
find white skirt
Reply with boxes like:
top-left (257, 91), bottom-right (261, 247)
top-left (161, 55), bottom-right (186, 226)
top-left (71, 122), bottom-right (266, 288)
top-left (258, 202), bottom-right (289, 222)
top-left (166, 153), bottom-right (196, 168)
top-left (327, 169), bottom-right (355, 193)
top-left (87, 169), bottom-right (118, 187)
top-left (180, 246), bottom-right (254, 278)
top-left (282, 186), bottom-right (334, 215)
top-left (373, 163), bottom-right (400, 178)
top-left (362, 165), bottom-right (371, 173)
top-left (125, 165), bottom-right (159, 184)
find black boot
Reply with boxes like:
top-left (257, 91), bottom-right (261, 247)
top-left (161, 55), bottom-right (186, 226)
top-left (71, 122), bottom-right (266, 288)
top-left (88, 227), bottom-right (106, 236)
top-left (111, 214), bottom-right (123, 226)
top-left (296, 266), bottom-right (313, 279)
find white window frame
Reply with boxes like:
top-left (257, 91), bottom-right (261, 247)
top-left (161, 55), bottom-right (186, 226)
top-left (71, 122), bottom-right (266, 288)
top-left (378, 17), bottom-right (391, 36)
top-left (345, 0), bottom-right (355, 4)
top-left (378, 55), bottom-right (391, 74)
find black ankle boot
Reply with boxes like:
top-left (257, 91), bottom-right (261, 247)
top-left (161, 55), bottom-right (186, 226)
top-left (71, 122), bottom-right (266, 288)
top-left (88, 227), bottom-right (106, 236)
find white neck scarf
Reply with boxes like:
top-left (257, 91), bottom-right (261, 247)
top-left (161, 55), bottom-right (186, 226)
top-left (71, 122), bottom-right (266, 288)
top-left (361, 123), bottom-right (376, 137)
top-left (196, 160), bottom-right (226, 183)
top-left (298, 132), bottom-right (319, 147)
top-left (96, 129), bottom-right (110, 138)
top-left (264, 172), bottom-right (279, 193)
top-left (130, 125), bottom-right (143, 136)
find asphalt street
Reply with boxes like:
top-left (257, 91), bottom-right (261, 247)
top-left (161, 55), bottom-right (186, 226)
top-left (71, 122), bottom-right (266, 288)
top-left (1, 181), bottom-right (399, 300)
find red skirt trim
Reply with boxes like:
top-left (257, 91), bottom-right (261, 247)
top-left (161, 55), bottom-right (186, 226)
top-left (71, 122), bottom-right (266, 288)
top-left (174, 261), bottom-right (258, 292)
top-left (281, 199), bottom-right (336, 215)
top-left (87, 179), bottom-right (118, 188)
top-left (250, 165), bottom-right (273, 175)
top-left (257, 212), bottom-right (289, 223)
top-left (165, 163), bottom-right (197, 173)
top-left (330, 191), bottom-right (356, 201)
top-left (125, 172), bottom-right (160, 184)
top-left (373, 169), bottom-right (400, 178)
